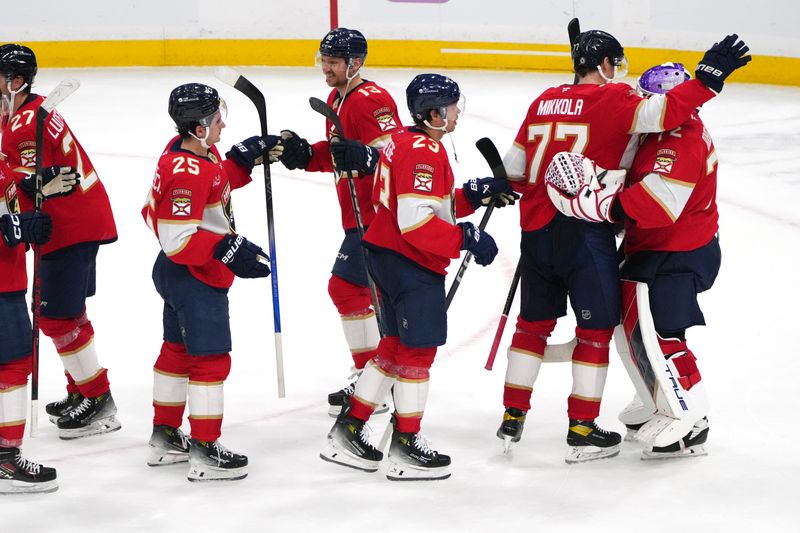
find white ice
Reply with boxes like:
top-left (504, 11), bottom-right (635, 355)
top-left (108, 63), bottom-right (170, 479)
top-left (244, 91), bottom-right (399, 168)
top-left (5, 66), bottom-right (799, 532)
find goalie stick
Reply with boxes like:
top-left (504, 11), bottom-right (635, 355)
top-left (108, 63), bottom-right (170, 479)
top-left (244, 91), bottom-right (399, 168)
top-left (215, 67), bottom-right (285, 398)
top-left (308, 96), bottom-right (383, 335)
top-left (30, 79), bottom-right (80, 436)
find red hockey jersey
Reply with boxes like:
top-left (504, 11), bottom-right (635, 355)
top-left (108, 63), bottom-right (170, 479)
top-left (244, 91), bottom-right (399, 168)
top-left (142, 136), bottom-right (252, 289)
top-left (1, 95), bottom-right (117, 255)
top-left (620, 113), bottom-right (718, 253)
top-left (0, 159), bottom-right (27, 292)
top-left (363, 127), bottom-right (475, 276)
top-left (503, 79), bottom-right (716, 232)
top-left (306, 80), bottom-right (400, 230)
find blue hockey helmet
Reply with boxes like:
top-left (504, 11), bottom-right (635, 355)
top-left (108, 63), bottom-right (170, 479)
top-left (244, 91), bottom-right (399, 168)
top-left (406, 73), bottom-right (461, 123)
top-left (0, 43), bottom-right (38, 86)
top-left (319, 28), bottom-right (368, 61)
top-left (572, 30), bottom-right (626, 77)
top-left (168, 83), bottom-right (225, 134)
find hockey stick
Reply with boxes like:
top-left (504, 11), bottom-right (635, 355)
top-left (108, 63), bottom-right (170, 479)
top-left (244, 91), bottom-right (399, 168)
top-left (215, 67), bottom-right (285, 398)
top-left (308, 96), bottom-right (384, 335)
top-left (485, 260), bottom-right (520, 370)
top-left (445, 137), bottom-right (504, 310)
top-left (568, 17), bottom-right (581, 84)
top-left (30, 79), bottom-right (80, 436)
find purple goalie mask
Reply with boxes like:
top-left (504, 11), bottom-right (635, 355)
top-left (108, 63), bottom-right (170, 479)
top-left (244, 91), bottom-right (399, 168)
top-left (637, 62), bottom-right (691, 95)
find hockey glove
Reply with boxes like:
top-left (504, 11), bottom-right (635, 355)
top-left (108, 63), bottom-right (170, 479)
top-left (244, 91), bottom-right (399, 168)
top-left (459, 222), bottom-right (498, 266)
top-left (213, 234), bottom-right (271, 279)
top-left (462, 177), bottom-right (519, 210)
top-left (19, 166), bottom-right (81, 199)
top-left (1, 211), bottom-right (53, 247)
top-left (278, 130), bottom-right (313, 170)
top-left (545, 152), bottom-right (626, 223)
top-left (330, 138), bottom-right (380, 176)
top-left (227, 135), bottom-right (283, 171)
top-left (695, 34), bottom-right (751, 93)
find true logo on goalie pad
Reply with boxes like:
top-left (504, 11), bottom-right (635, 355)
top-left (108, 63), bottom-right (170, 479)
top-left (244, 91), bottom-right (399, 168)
top-left (413, 164), bottom-right (434, 192)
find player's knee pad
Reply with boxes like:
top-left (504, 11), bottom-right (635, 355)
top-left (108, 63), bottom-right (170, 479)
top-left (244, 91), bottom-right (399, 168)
top-left (511, 317), bottom-right (557, 354)
top-left (40, 314), bottom-right (91, 351)
top-left (191, 353), bottom-right (232, 383)
top-left (373, 336), bottom-right (400, 374)
top-left (0, 355), bottom-right (32, 386)
top-left (394, 344), bottom-right (436, 378)
top-left (328, 275), bottom-right (372, 315)
top-left (574, 326), bottom-right (613, 365)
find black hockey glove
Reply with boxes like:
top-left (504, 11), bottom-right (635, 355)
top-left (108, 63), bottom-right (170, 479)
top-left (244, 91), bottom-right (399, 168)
top-left (330, 138), bottom-right (380, 176)
top-left (213, 234), bottom-right (271, 279)
top-left (227, 135), bottom-right (283, 171)
top-left (458, 222), bottom-right (498, 266)
top-left (695, 34), bottom-right (751, 93)
top-left (462, 177), bottom-right (519, 210)
top-left (19, 166), bottom-right (81, 200)
top-left (278, 130), bottom-right (313, 170)
top-left (1, 211), bottom-right (53, 247)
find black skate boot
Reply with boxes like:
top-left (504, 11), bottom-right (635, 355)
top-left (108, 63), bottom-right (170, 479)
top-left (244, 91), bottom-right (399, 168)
top-left (45, 392), bottom-right (84, 424)
top-left (387, 431), bottom-right (451, 481)
top-left (496, 407), bottom-right (526, 453)
top-left (327, 372), bottom-right (390, 417)
top-left (642, 417), bottom-right (709, 460)
top-left (187, 439), bottom-right (248, 482)
top-left (0, 447), bottom-right (58, 494)
top-left (320, 406), bottom-right (384, 472)
top-left (56, 391), bottom-right (121, 440)
top-left (566, 419), bottom-right (622, 464)
top-left (147, 425), bottom-right (190, 466)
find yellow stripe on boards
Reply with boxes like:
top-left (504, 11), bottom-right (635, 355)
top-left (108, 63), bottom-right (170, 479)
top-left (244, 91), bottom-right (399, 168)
top-left (15, 39), bottom-right (800, 87)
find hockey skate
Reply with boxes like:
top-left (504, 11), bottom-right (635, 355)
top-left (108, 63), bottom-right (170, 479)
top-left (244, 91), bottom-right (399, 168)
top-left (45, 392), bottom-right (84, 424)
top-left (618, 394), bottom-right (656, 442)
top-left (328, 373), bottom-right (390, 417)
top-left (320, 407), bottom-right (384, 472)
top-left (565, 419), bottom-right (621, 464)
top-left (147, 425), bottom-right (190, 466)
top-left (56, 391), bottom-right (122, 440)
top-left (0, 448), bottom-right (58, 494)
top-left (387, 431), bottom-right (451, 481)
top-left (187, 439), bottom-right (248, 482)
top-left (641, 418), bottom-right (709, 460)
top-left (496, 407), bottom-right (526, 453)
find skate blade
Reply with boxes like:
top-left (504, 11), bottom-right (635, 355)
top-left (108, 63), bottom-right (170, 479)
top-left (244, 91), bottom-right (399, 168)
top-left (386, 461), bottom-right (450, 481)
top-left (502, 435), bottom-right (514, 454)
top-left (147, 448), bottom-right (190, 467)
top-left (0, 478), bottom-right (59, 495)
top-left (58, 416), bottom-right (122, 440)
top-left (187, 464), bottom-right (248, 482)
top-left (319, 443), bottom-right (380, 473)
top-left (641, 444), bottom-right (708, 460)
top-left (624, 429), bottom-right (639, 443)
top-left (565, 444), bottom-right (620, 464)
top-left (47, 415), bottom-right (59, 425)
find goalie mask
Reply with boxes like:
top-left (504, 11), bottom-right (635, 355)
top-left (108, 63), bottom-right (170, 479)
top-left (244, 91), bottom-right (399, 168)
top-left (637, 62), bottom-right (691, 96)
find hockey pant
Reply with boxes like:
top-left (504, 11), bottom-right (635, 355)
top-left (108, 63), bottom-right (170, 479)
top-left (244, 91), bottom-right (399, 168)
top-left (328, 274), bottom-right (380, 370)
top-left (349, 336), bottom-right (435, 434)
top-left (0, 356), bottom-right (31, 448)
top-left (503, 317), bottom-right (612, 420)
top-left (152, 341), bottom-right (231, 443)
top-left (40, 311), bottom-right (110, 399)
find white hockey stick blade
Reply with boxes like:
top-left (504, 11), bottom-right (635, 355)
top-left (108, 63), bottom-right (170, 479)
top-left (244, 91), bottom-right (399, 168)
top-left (214, 66), bottom-right (242, 88)
top-left (542, 338), bottom-right (576, 363)
top-left (41, 79), bottom-right (80, 114)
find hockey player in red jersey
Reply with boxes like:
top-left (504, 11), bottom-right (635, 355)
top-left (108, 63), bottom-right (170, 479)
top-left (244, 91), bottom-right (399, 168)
top-left (0, 159), bottom-right (59, 494)
top-left (276, 28), bottom-right (401, 416)
top-left (498, 31), bottom-right (750, 463)
top-left (320, 74), bottom-right (515, 480)
top-left (0, 44), bottom-right (120, 440)
top-left (142, 83), bottom-right (279, 482)
top-left (548, 59), bottom-right (741, 458)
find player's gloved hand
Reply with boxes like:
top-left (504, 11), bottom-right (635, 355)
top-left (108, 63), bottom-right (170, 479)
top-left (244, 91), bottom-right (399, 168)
top-left (278, 130), bottom-right (313, 170)
top-left (1, 211), bottom-right (53, 247)
top-left (227, 135), bottom-right (283, 171)
top-left (545, 152), bottom-right (626, 223)
top-left (213, 234), bottom-right (271, 278)
top-left (19, 166), bottom-right (81, 199)
top-left (462, 177), bottom-right (519, 210)
top-left (458, 222), bottom-right (498, 266)
top-left (695, 34), bottom-right (751, 93)
top-left (330, 137), bottom-right (380, 176)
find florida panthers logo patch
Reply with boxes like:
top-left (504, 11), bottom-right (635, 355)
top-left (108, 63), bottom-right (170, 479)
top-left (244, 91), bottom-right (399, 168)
top-left (413, 164), bottom-right (434, 192)
top-left (653, 149), bottom-right (677, 174)
top-left (19, 142), bottom-right (36, 169)
top-left (171, 188), bottom-right (192, 216)
top-left (373, 107), bottom-right (397, 132)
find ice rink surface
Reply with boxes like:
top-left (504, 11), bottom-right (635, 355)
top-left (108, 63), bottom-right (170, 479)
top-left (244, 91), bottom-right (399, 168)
top-left (5, 65), bottom-right (799, 532)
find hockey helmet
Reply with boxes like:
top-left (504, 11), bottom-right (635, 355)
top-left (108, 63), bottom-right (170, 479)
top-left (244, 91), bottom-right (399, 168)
top-left (637, 62), bottom-right (691, 96)
top-left (168, 83), bottom-right (225, 134)
top-left (406, 73), bottom-right (463, 123)
top-left (0, 43), bottom-right (38, 85)
top-left (572, 30), bottom-right (627, 77)
top-left (319, 28), bottom-right (368, 60)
